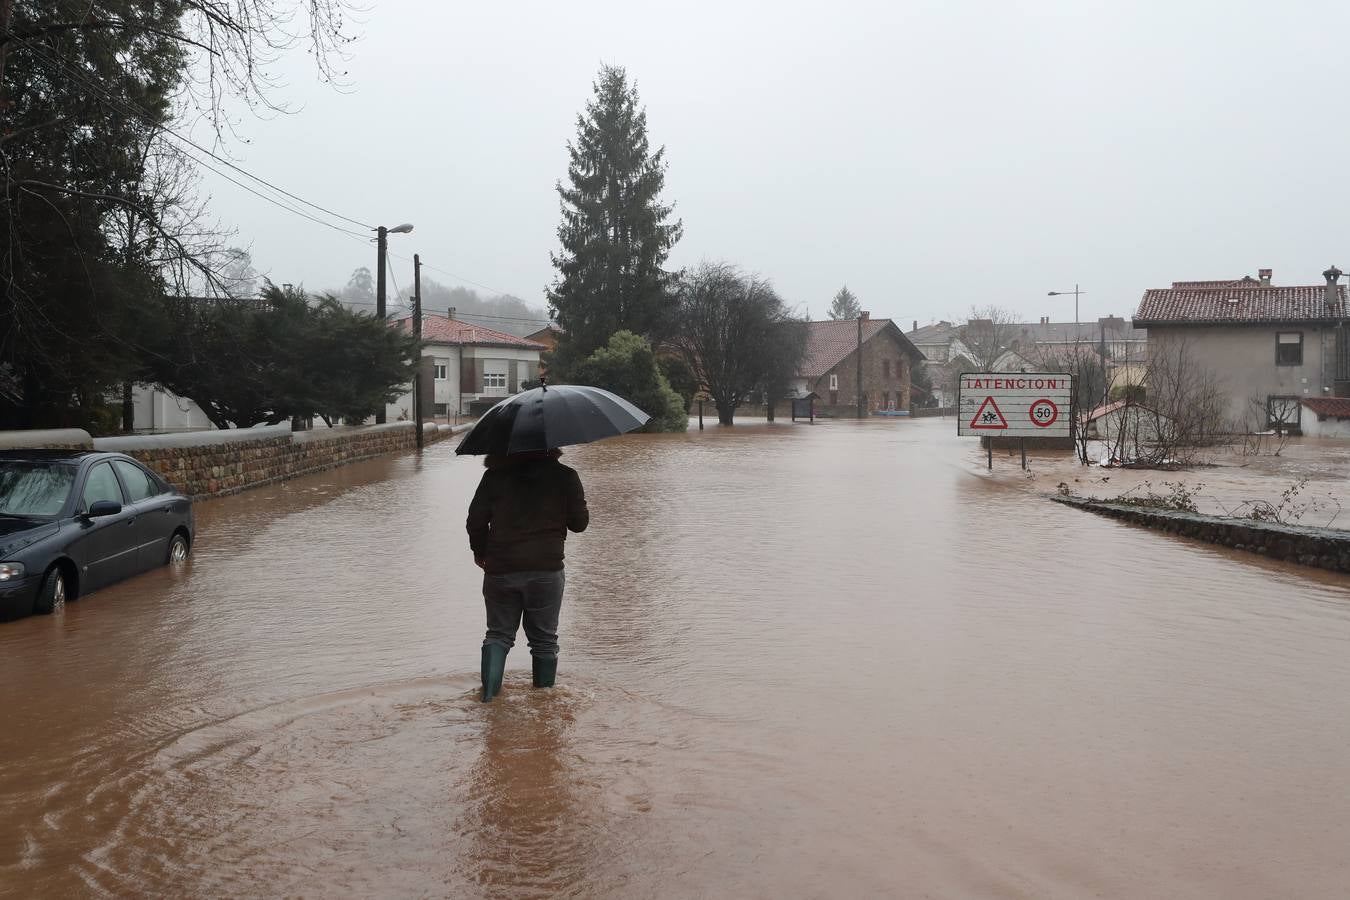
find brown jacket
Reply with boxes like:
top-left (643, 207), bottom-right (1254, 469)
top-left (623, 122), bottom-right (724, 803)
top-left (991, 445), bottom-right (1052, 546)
top-left (466, 452), bottom-right (589, 574)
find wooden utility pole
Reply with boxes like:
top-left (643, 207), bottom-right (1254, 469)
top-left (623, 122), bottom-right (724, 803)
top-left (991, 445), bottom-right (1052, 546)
top-left (412, 253), bottom-right (423, 449)
top-left (856, 313), bottom-right (864, 418)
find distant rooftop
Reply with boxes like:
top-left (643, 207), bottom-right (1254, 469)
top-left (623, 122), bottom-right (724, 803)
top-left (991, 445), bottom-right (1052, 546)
top-left (390, 314), bottom-right (546, 349)
top-left (799, 317), bottom-right (922, 377)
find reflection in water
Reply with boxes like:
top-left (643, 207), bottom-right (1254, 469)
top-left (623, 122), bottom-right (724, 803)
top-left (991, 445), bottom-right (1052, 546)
top-left (458, 692), bottom-right (580, 898)
top-left (2, 420), bottom-right (1350, 897)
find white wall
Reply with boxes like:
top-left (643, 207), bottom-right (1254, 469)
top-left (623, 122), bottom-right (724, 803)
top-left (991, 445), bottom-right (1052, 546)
top-left (1301, 412), bottom-right (1350, 438)
top-left (383, 342), bottom-right (540, 422)
top-left (385, 343), bottom-right (466, 422)
top-left (1146, 326), bottom-right (1332, 427)
top-left (131, 386), bottom-right (214, 432)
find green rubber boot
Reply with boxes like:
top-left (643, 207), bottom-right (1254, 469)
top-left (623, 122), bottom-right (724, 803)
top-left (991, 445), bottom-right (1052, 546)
top-left (532, 654), bottom-right (558, 688)
top-left (481, 644), bottom-right (508, 702)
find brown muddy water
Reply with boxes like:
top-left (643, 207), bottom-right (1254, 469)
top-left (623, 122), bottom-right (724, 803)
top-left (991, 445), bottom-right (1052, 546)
top-left (3, 418), bottom-right (1350, 898)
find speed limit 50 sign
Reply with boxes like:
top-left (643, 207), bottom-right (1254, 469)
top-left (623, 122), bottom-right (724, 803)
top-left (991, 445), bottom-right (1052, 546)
top-left (957, 374), bottom-right (1073, 439)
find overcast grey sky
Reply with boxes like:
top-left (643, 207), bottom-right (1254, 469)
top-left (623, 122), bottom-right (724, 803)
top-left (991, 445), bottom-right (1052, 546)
top-left (198, 0), bottom-right (1350, 326)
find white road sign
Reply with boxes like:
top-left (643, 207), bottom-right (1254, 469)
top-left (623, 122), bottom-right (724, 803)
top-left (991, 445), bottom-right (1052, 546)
top-left (957, 373), bottom-right (1073, 438)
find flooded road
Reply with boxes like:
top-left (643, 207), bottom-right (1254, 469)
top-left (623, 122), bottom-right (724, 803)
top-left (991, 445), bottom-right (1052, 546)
top-left (3, 418), bottom-right (1350, 898)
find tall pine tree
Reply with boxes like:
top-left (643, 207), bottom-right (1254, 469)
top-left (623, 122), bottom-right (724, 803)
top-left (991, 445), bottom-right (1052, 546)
top-left (547, 66), bottom-right (682, 376)
top-left (827, 286), bottom-right (862, 320)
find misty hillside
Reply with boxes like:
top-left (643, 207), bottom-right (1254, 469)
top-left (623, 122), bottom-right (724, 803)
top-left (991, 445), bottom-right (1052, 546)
top-left (331, 268), bottom-right (550, 337)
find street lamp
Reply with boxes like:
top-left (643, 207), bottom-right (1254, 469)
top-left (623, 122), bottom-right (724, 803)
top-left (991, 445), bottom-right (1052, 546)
top-left (1047, 284), bottom-right (1084, 327)
top-left (374, 223), bottom-right (414, 424)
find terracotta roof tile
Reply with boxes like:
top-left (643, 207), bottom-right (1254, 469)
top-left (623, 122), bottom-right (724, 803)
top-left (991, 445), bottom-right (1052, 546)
top-left (1301, 398), bottom-right (1350, 418)
top-left (1134, 285), bottom-right (1346, 326)
top-left (800, 319), bottom-right (890, 378)
top-left (1170, 277), bottom-right (1261, 289)
top-left (390, 315), bottom-right (545, 349)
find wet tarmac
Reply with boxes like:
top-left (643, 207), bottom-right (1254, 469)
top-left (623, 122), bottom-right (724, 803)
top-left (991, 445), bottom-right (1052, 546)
top-left (3, 418), bottom-right (1350, 898)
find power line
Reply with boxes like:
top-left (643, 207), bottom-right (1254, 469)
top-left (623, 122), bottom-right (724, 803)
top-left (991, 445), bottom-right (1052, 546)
top-left (388, 251), bottom-right (522, 299)
top-left (8, 32), bottom-right (377, 236)
top-left (13, 32), bottom-right (539, 306)
top-left (456, 311), bottom-right (551, 324)
top-left (338, 300), bottom-right (548, 326)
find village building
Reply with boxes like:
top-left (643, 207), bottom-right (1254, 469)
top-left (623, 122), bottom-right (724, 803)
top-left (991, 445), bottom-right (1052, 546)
top-left (524, 324), bottom-right (563, 376)
top-left (386, 314), bottom-right (544, 421)
top-left (524, 324), bottom-right (562, 354)
top-left (1298, 398), bottom-right (1350, 438)
top-left (907, 321), bottom-right (969, 364)
top-left (783, 314), bottom-right (924, 417)
top-left (908, 315), bottom-right (1147, 406)
top-left (1132, 267), bottom-right (1350, 432)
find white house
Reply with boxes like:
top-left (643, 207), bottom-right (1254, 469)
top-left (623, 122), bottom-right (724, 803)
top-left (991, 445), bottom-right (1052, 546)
top-left (386, 314), bottom-right (545, 421)
top-left (1299, 398), bottom-right (1350, 438)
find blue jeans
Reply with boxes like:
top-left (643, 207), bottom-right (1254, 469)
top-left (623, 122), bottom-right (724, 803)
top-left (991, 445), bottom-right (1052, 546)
top-left (482, 570), bottom-right (565, 657)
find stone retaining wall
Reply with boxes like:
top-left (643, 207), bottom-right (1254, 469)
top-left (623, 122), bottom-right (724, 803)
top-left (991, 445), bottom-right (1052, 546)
top-left (87, 422), bottom-right (462, 500)
top-left (1052, 496), bottom-right (1350, 574)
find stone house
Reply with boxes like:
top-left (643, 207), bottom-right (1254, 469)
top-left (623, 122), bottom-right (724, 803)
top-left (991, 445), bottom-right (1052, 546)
top-left (782, 314), bottom-right (924, 417)
top-left (1132, 267), bottom-right (1350, 432)
top-left (386, 314), bottom-right (544, 421)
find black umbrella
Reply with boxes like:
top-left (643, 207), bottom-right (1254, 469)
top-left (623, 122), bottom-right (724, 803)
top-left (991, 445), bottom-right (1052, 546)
top-left (454, 384), bottom-right (651, 456)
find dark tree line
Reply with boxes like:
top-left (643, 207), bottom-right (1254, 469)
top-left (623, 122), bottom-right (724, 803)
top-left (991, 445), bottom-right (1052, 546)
top-left (147, 285), bottom-right (418, 429)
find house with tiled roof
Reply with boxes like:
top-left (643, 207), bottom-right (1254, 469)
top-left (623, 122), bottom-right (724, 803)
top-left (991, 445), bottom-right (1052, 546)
top-left (386, 313), bottom-right (545, 420)
top-left (1299, 397), bottom-right (1350, 438)
top-left (1132, 266), bottom-right (1350, 431)
top-left (786, 313), bottom-right (924, 416)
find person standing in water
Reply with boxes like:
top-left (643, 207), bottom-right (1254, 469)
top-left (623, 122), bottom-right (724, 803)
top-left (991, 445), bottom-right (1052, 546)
top-left (466, 448), bottom-right (589, 702)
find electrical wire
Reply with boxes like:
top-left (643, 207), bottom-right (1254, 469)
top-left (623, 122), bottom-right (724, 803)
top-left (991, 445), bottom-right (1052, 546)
top-left (5, 30), bottom-right (377, 232)
top-left (387, 251), bottom-right (523, 300)
top-left (8, 32), bottom-right (376, 244)
top-left (455, 311), bottom-right (551, 324)
top-left (12, 31), bottom-right (541, 305)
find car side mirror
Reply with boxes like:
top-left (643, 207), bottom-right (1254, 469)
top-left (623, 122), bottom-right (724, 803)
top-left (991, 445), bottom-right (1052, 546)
top-left (86, 500), bottom-right (122, 519)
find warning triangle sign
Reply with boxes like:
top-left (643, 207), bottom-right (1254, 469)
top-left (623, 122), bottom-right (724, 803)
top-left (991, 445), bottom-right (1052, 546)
top-left (969, 395), bottom-right (1008, 429)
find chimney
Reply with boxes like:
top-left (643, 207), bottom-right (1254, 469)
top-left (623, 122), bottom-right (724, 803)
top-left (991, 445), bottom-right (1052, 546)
top-left (1259, 268), bottom-right (1272, 286)
top-left (860, 310), bottom-right (870, 321)
top-left (448, 307), bottom-right (456, 319)
top-left (912, 319), bottom-right (918, 332)
top-left (1324, 266), bottom-right (1343, 307)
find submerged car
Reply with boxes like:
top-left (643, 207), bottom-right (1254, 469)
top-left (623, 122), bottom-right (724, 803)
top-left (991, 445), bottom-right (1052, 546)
top-left (0, 451), bottom-right (194, 620)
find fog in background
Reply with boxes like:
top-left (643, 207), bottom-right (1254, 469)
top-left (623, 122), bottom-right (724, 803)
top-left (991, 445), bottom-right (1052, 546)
top-left (196, 0), bottom-right (1350, 327)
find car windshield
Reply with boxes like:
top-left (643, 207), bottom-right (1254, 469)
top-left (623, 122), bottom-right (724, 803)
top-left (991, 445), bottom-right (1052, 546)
top-left (0, 461), bottom-right (76, 518)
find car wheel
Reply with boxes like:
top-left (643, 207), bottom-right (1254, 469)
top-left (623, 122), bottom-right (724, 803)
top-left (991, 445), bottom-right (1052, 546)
top-left (167, 533), bottom-right (190, 565)
top-left (34, 567), bottom-right (67, 615)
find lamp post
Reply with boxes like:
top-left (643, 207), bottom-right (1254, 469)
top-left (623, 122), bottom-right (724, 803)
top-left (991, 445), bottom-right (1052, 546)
top-left (374, 223), bottom-right (413, 423)
top-left (1048, 284), bottom-right (1087, 456)
top-left (1047, 284), bottom-right (1084, 327)
top-left (413, 253), bottom-right (423, 449)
